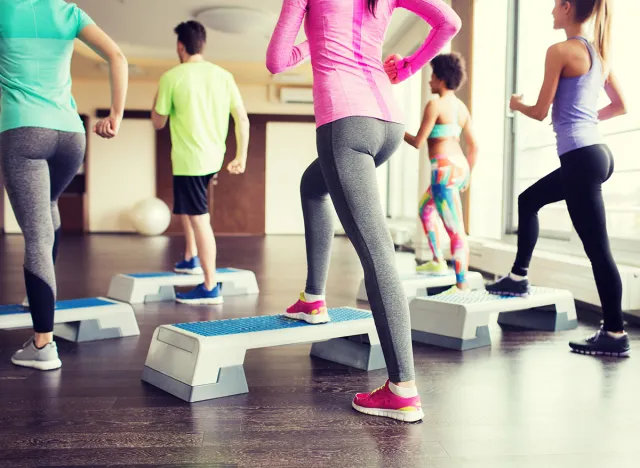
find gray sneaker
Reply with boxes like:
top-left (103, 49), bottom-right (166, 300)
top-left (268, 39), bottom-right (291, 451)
top-left (11, 337), bottom-right (62, 371)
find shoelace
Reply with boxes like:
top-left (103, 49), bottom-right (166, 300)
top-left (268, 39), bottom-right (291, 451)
top-left (368, 384), bottom-right (387, 397)
top-left (586, 328), bottom-right (604, 342)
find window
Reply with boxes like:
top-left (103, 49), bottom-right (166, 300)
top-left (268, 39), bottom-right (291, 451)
top-left (510, 1), bottom-right (567, 238)
top-left (508, 0), bottom-right (640, 245)
top-left (387, 71), bottom-right (423, 223)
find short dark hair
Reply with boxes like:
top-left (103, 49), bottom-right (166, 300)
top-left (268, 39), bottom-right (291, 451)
top-left (174, 21), bottom-right (206, 55)
top-left (431, 53), bottom-right (467, 91)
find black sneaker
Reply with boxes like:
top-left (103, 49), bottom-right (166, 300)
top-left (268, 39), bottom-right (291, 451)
top-left (486, 276), bottom-right (530, 298)
top-left (569, 328), bottom-right (631, 357)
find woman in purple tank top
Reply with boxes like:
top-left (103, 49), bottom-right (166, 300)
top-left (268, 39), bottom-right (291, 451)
top-left (486, 0), bottom-right (631, 357)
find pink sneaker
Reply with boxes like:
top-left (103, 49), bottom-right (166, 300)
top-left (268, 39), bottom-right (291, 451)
top-left (284, 293), bottom-right (330, 325)
top-left (352, 381), bottom-right (424, 422)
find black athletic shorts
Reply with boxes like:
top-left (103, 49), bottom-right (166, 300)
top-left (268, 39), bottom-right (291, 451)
top-left (172, 173), bottom-right (216, 215)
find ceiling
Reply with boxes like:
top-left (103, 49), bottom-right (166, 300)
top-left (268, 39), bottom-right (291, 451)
top-left (72, 0), bottom-right (416, 84)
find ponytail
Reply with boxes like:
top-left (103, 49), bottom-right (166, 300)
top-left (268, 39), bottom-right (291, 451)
top-left (593, 0), bottom-right (612, 73)
top-left (367, 0), bottom-right (379, 16)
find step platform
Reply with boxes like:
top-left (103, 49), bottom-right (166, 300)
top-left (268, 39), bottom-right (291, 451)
top-left (142, 307), bottom-right (385, 402)
top-left (107, 268), bottom-right (259, 304)
top-left (410, 287), bottom-right (577, 350)
top-left (0, 297), bottom-right (139, 342)
top-left (357, 270), bottom-right (485, 302)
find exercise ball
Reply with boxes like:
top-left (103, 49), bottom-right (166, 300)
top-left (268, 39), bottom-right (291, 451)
top-left (130, 198), bottom-right (171, 236)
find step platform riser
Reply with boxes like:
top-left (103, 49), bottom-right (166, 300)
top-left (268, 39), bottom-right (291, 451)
top-left (410, 287), bottom-right (577, 350)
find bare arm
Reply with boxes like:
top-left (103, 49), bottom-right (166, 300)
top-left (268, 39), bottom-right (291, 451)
top-left (78, 24), bottom-right (128, 136)
top-left (511, 45), bottom-right (563, 122)
top-left (404, 100), bottom-right (439, 149)
top-left (228, 103), bottom-right (250, 174)
top-left (151, 92), bottom-right (169, 130)
top-left (599, 70), bottom-right (627, 121)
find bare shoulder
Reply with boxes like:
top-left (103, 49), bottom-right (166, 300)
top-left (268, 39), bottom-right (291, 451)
top-left (548, 42), bottom-right (568, 57)
top-left (425, 96), bottom-right (440, 113)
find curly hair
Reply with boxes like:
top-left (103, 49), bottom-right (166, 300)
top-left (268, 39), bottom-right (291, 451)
top-left (431, 53), bottom-right (467, 91)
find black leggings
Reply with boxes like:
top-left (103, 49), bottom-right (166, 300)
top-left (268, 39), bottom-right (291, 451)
top-left (512, 144), bottom-right (623, 332)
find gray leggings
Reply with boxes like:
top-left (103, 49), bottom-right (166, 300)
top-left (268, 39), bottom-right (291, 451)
top-left (301, 117), bottom-right (415, 382)
top-left (0, 127), bottom-right (85, 333)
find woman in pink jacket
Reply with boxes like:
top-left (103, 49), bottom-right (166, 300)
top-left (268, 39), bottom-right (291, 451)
top-left (267, 0), bottom-right (460, 422)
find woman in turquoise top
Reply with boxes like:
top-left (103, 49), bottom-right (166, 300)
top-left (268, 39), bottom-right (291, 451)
top-left (405, 53), bottom-right (478, 291)
top-left (0, 0), bottom-right (128, 370)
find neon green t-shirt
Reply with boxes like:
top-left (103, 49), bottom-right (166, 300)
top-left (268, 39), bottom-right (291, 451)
top-left (155, 62), bottom-right (243, 176)
top-left (0, 0), bottom-right (94, 133)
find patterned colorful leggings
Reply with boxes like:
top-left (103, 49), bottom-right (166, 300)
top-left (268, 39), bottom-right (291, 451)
top-left (419, 154), bottom-right (470, 284)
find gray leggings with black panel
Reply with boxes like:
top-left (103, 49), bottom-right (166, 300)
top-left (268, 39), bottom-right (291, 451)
top-left (301, 116), bottom-right (415, 383)
top-left (0, 127), bottom-right (85, 333)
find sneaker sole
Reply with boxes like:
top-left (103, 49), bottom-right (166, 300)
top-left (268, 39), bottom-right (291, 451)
top-left (283, 312), bottom-right (330, 325)
top-left (486, 290), bottom-right (530, 298)
top-left (176, 297), bottom-right (224, 305)
top-left (352, 402), bottom-right (424, 423)
top-left (174, 268), bottom-right (204, 275)
top-left (416, 269), bottom-right (450, 276)
top-left (570, 348), bottom-right (631, 358)
top-left (11, 357), bottom-right (62, 371)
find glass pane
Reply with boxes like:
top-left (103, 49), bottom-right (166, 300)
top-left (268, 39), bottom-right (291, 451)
top-left (599, 1), bottom-right (640, 135)
top-left (388, 72), bottom-right (422, 220)
top-left (602, 171), bottom-right (640, 209)
top-left (511, 1), bottom-right (564, 232)
top-left (606, 212), bottom-right (640, 240)
top-left (513, 179), bottom-right (572, 234)
top-left (604, 130), bottom-right (640, 173)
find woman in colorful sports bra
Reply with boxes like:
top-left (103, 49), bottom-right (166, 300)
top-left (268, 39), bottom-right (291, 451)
top-left (404, 53), bottom-right (478, 292)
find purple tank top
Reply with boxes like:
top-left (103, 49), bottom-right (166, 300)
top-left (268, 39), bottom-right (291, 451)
top-left (552, 37), bottom-right (604, 156)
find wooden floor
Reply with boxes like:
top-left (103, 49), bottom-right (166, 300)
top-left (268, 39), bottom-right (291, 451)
top-left (0, 235), bottom-right (639, 468)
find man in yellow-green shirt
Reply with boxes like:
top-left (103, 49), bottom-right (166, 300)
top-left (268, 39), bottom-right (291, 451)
top-left (152, 20), bottom-right (250, 305)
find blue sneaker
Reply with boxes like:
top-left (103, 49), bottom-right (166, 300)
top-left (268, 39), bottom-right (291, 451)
top-left (174, 256), bottom-right (203, 275)
top-left (176, 283), bottom-right (223, 305)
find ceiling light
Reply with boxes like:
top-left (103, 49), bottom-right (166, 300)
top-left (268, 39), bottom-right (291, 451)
top-left (195, 7), bottom-right (276, 35)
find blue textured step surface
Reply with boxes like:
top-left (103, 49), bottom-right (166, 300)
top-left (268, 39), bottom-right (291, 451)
top-left (127, 268), bottom-right (239, 279)
top-left (173, 308), bottom-right (373, 337)
top-left (0, 298), bottom-right (114, 317)
top-left (432, 287), bottom-right (557, 304)
top-left (400, 273), bottom-right (454, 281)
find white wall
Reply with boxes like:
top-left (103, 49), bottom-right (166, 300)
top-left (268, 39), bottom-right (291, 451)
top-left (468, 0), bottom-right (509, 240)
top-left (265, 122), bottom-right (319, 234)
top-left (265, 121), bottom-right (389, 235)
top-left (88, 120), bottom-right (156, 232)
top-left (73, 81), bottom-right (315, 117)
top-left (3, 192), bottom-right (18, 233)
